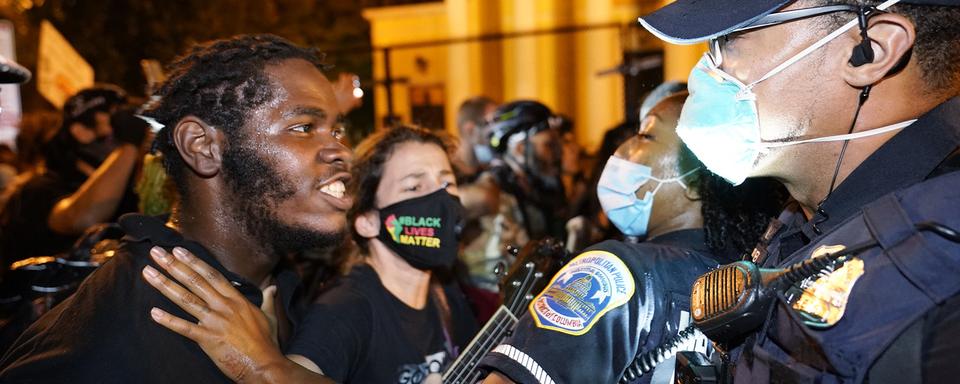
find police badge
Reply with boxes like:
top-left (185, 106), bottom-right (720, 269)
top-left (788, 244), bottom-right (865, 328)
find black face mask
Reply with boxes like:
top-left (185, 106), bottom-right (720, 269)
top-left (376, 188), bottom-right (466, 271)
top-left (75, 136), bottom-right (115, 168)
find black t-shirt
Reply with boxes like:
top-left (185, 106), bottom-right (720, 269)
top-left (287, 264), bottom-right (478, 384)
top-left (479, 229), bottom-right (725, 383)
top-left (0, 214), bottom-right (302, 383)
top-left (0, 173), bottom-right (78, 263)
top-left (0, 171), bottom-right (139, 264)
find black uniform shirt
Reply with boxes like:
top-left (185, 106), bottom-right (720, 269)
top-left (0, 213), bottom-right (302, 384)
top-left (479, 229), bottom-right (726, 383)
top-left (757, 97), bottom-right (960, 383)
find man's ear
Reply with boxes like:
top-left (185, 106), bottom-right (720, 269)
top-left (354, 210), bottom-right (381, 239)
top-left (843, 12), bottom-right (916, 88)
top-left (172, 116), bottom-right (222, 178)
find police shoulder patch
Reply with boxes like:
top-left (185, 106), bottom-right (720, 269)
top-left (529, 250), bottom-right (635, 335)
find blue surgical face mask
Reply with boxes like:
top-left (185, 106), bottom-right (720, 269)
top-left (597, 156), bottom-right (698, 237)
top-left (676, 0), bottom-right (914, 185)
top-left (473, 144), bottom-right (494, 165)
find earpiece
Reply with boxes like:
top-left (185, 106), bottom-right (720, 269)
top-left (849, 40), bottom-right (874, 67)
top-left (849, 6), bottom-right (875, 67)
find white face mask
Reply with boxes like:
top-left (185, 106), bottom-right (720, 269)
top-left (676, 0), bottom-right (914, 185)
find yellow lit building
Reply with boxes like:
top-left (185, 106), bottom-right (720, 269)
top-left (362, 0), bottom-right (705, 152)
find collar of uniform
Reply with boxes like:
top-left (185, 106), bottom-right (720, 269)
top-left (648, 228), bottom-right (710, 253)
top-left (118, 213), bottom-right (301, 309)
top-left (806, 96), bottom-right (960, 236)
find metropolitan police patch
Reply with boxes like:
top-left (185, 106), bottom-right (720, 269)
top-left (530, 250), bottom-right (635, 335)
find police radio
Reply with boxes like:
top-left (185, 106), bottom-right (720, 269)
top-left (690, 247), bottom-right (865, 343)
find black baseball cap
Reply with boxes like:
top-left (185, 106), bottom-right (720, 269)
top-left (0, 54), bottom-right (30, 84)
top-left (638, 0), bottom-right (960, 45)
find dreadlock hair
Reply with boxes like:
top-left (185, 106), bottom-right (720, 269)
top-left (679, 142), bottom-right (789, 259)
top-left (348, 125), bottom-right (457, 253)
top-left (810, 0), bottom-right (960, 96)
top-left (142, 34), bottom-right (329, 198)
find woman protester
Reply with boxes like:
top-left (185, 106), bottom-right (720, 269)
top-left (142, 125), bottom-right (478, 384)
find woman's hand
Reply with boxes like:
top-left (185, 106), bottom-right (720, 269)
top-left (141, 246), bottom-right (288, 383)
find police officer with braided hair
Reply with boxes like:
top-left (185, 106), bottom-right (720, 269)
top-left (633, 0), bottom-right (960, 382)
top-left (478, 92), bottom-right (787, 383)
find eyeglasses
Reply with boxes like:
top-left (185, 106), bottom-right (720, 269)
top-left (707, 4), bottom-right (866, 66)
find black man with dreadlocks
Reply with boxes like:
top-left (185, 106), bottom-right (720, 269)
top-left (0, 34), bottom-right (344, 384)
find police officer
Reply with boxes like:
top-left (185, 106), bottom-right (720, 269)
top-left (478, 92), bottom-right (786, 383)
top-left (636, 0), bottom-right (960, 382)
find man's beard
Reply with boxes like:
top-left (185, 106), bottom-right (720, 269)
top-left (220, 137), bottom-right (345, 257)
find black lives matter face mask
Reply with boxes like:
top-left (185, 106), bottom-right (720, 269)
top-left (377, 188), bottom-right (466, 271)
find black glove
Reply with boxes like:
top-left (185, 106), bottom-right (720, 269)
top-left (111, 108), bottom-right (150, 146)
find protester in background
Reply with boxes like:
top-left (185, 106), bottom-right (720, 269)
top-left (479, 92), bottom-right (787, 384)
top-left (458, 100), bottom-right (570, 290)
top-left (140, 125), bottom-right (479, 384)
top-left (452, 96), bottom-right (497, 181)
top-left (0, 34), bottom-right (347, 383)
top-left (0, 86), bottom-right (150, 266)
top-left (0, 111), bottom-right (59, 211)
top-left (554, 115), bottom-right (589, 220)
top-left (11, 111), bottom-right (59, 175)
top-left (486, 100), bottom-right (569, 240)
top-left (448, 96), bottom-right (504, 301)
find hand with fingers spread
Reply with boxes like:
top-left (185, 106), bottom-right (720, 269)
top-left (142, 246), bottom-right (333, 384)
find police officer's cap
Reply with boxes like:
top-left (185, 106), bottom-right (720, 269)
top-left (638, 0), bottom-right (959, 45)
